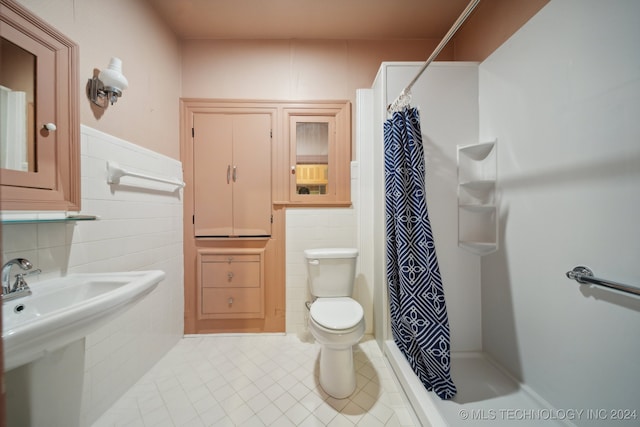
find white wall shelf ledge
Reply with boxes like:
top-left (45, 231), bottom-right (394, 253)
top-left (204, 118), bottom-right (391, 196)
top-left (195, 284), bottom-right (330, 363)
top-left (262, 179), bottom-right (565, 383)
top-left (1, 214), bottom-right (98, 225)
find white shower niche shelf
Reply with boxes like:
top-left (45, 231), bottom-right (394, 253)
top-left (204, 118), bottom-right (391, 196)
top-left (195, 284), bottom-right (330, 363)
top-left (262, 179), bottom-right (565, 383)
top-left (457, 140), bottom-right (498, 255)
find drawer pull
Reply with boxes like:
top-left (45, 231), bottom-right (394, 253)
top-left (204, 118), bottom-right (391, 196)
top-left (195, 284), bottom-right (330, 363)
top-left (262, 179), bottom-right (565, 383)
top-left (228, 297), bottom-right (234, 306)
top-left (227, 257), bottom-right (234, 263)
top-left (227, 271), bottom-right (234, 280)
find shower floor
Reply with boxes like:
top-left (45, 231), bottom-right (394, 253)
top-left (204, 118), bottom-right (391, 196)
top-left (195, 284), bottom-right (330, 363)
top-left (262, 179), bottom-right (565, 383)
top-left (385, 341), bottom-right (570, 426)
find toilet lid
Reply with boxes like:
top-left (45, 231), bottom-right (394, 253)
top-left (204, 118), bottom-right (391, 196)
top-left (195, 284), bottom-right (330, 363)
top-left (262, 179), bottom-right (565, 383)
top-left (310, 298), bottom-right (363, 330)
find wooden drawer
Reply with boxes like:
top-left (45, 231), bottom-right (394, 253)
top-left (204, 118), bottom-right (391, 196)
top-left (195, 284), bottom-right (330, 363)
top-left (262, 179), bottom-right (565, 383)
top-left (200, 254), bottom-right (260, 263)
top-left (197, 248), bottom-right (265, 320)
top-left (201, 261), bottom-right (260, 288)
top-left (202, 288), bottom-right (263, 318)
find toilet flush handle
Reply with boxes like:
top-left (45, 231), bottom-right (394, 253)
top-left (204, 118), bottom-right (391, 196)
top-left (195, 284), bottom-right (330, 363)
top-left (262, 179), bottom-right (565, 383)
top-left (308, 259), bottom-right (320, 266)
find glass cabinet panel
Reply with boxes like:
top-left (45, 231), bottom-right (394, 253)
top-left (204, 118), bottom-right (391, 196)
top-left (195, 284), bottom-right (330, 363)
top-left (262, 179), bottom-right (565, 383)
top-left (294, 120), bottom-right (331, 195)
top-left (0, 24), bottom-right (56, 189)
top-left (290, 115), bottom-right (336, 201)
top-left (0, 37), bottom-right (35, 172)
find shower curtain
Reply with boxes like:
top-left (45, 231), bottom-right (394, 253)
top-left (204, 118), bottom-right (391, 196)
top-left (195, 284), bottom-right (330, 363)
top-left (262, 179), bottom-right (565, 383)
top-left (383, 107), bottom-right (456, 400)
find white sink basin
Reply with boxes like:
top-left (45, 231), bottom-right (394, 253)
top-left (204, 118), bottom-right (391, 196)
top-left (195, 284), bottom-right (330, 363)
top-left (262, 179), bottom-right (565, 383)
top-left (2, 270), bottom-right (165, 371)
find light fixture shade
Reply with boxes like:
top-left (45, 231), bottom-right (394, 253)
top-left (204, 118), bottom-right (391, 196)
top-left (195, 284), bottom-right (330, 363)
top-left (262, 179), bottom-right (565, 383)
top-left (98, 57), bottom-right (128, 92)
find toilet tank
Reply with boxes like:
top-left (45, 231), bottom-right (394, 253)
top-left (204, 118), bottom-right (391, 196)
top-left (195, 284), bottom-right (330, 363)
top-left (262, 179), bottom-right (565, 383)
top-left (304, 248), bottom-right (358, 297)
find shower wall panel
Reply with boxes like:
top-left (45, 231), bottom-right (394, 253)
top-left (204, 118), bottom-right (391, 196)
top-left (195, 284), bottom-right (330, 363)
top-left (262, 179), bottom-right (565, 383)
top-left (479, 0), bottom-right (640, 418)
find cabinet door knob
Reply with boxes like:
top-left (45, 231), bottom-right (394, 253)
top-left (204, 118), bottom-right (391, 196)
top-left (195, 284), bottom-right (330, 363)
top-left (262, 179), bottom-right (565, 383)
top-left (228, 297), bottom-right (234, 306)
top-left (291, 166), bottom-right (296, 175)
top-left (226, 165), bottom-right (231, 184)
top-left (227, 271), bottom-right (234, 280)
top-left (43, 123), bottom-right (57, 131)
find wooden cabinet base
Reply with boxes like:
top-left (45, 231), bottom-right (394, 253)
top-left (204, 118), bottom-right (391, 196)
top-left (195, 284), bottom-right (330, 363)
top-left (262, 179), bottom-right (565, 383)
top-left (185, 234), bottom-right (286, 334)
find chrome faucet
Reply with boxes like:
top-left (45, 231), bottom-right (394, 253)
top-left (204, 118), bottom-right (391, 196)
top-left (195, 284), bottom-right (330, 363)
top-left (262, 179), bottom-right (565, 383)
top-left (2, 258), bottom-right (40, 301)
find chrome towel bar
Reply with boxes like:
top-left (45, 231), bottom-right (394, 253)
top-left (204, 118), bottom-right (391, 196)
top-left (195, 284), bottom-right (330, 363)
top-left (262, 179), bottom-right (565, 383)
top-left (566, 266), bottom-right (640, 296)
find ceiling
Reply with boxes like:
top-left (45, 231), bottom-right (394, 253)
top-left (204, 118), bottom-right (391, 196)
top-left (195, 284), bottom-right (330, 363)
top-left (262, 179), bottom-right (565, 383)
top-left (145, 0), bottom-right (474, 40)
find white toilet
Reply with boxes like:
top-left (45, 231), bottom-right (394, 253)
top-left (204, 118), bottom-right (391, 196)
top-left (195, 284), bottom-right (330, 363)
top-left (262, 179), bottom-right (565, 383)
top-left (304, 248), bottom-right (365, 398)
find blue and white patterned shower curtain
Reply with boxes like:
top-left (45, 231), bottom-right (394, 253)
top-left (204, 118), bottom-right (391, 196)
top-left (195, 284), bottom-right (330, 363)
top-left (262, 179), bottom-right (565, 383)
top-left (383, 107), bottom-right (456, 400)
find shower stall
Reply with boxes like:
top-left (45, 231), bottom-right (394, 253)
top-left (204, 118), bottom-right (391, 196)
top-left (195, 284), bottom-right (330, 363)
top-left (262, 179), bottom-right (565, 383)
top-left (357, 1), bottom-right (640, 421)
top-left (358, 61), bottom-right (543, 426)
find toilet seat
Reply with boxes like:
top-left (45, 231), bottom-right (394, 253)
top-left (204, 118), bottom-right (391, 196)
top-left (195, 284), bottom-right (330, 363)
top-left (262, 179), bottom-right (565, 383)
top-left (310, 297), bottom-right (363, 330)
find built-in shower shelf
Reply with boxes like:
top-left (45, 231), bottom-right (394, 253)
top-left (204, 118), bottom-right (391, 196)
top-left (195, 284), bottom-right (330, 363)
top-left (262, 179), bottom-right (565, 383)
top-left (457, 140), bottom-right (497, 255)
top-left (459, 204), bottom-right (496, 212)
top-left (458, 141), bottom-right (495, 161)
top-left (459, 180), bottom-right (495, 192)
top-left (458, 241), bottom-right (498, 255)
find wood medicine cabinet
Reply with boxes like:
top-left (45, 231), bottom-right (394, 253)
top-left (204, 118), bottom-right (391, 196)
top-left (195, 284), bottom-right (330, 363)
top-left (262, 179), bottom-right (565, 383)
top-left (285, 102), bottom-right (351, 205)
top-left (0, 0), bottom-right (80, 211)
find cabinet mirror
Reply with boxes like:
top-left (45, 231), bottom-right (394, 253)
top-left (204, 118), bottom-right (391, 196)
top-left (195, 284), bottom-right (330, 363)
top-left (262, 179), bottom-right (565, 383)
top-left (0, 37), bottom-right (35, 173)
top-left (0, 0), bottom-right (80, 211)
top-left (294, 119), bottom-right (332, 196)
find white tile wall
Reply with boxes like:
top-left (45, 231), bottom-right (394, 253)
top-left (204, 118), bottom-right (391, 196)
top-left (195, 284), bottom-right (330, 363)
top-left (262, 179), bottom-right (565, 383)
top-left (285, 206), bottom-right (359, 337)
top-left (285, 163), bottom-right (371, 338)
top-left (1, 126), bottom-right (184, 426)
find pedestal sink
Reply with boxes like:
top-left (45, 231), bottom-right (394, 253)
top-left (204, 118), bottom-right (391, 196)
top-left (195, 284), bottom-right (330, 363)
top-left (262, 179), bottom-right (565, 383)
top-left (2, 270), bottom-right (165, 427)
top-left (3, 270), bottom-right (165, 371)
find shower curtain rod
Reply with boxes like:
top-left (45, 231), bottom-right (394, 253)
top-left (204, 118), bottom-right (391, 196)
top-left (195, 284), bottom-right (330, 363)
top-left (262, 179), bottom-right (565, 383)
top-left (387, 0), bottom-right (481, 113)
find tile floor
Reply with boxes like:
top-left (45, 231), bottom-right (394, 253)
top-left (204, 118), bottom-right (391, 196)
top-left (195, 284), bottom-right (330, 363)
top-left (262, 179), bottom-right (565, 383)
top-left (92, 334), bottom-right (419, 426)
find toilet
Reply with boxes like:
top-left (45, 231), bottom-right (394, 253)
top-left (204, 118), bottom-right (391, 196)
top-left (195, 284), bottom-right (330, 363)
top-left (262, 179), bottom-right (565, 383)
top-left (304, 248), bottom-right (365, 398)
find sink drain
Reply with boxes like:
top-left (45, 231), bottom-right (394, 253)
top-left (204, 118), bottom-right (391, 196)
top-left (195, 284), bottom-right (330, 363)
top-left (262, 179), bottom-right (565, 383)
top-left (14, 304), bottom-right (25, 313)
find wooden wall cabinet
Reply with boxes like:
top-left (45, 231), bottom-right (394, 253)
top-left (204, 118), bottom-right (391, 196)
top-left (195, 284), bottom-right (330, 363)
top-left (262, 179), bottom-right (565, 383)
top-left (197, 249), bottom-right (265, 319)
top-left (0, 0), bottom-right (80, 211)
top-left (181, 99), bottom-right (350, 334)
top-left (285, 103), bottom-right (351, 205)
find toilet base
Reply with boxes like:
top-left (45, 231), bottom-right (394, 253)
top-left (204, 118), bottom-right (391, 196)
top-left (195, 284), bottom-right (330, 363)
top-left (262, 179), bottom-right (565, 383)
top-left (318, 345), bottom-right (357, 399)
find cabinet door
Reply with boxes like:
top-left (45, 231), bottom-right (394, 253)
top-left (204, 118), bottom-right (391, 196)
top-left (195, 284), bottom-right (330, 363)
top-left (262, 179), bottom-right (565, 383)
top-left (0, 0), bottom-right (80, 211)
top-left (0, 26), bottom-right (55, 188)
top-left (193, 113), bottom-right (272, 237)
top-left (284, 102), bottom-right (351, 205)
top-left (232, 114), bottom-right (272, 236)
top-left (193, 113), bottom-right (233, 236)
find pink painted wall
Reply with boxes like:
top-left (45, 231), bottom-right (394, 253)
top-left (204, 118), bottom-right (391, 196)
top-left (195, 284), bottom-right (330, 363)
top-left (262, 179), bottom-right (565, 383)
top-left (13, 0), bottom-right (546, 159)
top-left (453, 0), bottom-right (550, 61)
top-left (181, 39), bottom-right (452, 104)
top-left (16, 0), bottom-right (182, 159)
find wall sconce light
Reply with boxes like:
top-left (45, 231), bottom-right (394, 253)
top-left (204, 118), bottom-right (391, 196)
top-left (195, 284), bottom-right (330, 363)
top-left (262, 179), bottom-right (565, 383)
top-left (87, 57), bottom-right (128, 108)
